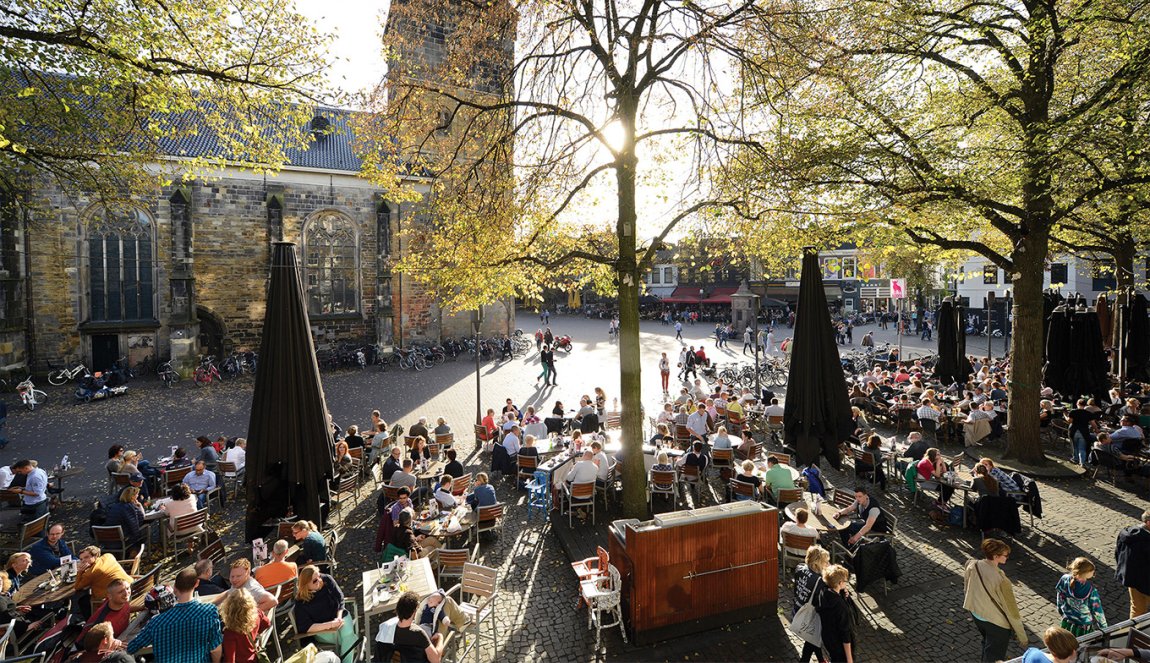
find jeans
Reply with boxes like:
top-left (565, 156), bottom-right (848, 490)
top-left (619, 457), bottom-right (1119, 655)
top-left (973, 616), bottom-right (1012, 663)
top-left (661, 371), bottom-right (670, 391)
top-left (20, 499), bottom-right (48, 523)
top-left (1072, 431), bottom-right (1090, 465)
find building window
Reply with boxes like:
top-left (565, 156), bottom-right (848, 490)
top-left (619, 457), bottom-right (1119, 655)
top-left (87, 206), bottom-right (155, 322)
top-left (650, 268), bottom-right (661, 285)
top-left (303, 210), bottom-right (359, 315)
top-left (842, 257), bottom-right (856, 279)
top-left (983, 264), bottom-right (998, 284)
top-left (663, 266), bottom-right (674, 284)
top-left (1050, 262), bottom-right (1068, 285)
top-left (1091, 261), bottom-right (1116, 292)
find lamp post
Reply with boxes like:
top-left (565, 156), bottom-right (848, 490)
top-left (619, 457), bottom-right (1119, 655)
top-left (699, 288), bottom-right (705, 324)
top-left (473, 308), bottom-right (483, 424)
top-left (752, 293), bottom-right (761, 396)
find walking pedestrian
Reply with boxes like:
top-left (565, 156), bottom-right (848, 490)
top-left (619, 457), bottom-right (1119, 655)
top-left (684, 346), bottom-right (698, 379)
top-left (658, 353), bottom-right (671, 397)
top-left (675, 320), bottom-right (683, 341)
top-left (743, 326), bottom-right (753, 355)
top-left (845, 322), bottom-right (853, 344)
top-left (543, 346), bottom-right (558, 386)
top-left (920, 320), bottom-right (931, 341)
top-left (1115, 510), bottom-right (1150, 619)
top-left (534, 329), bottom-right (543, 352)
top-left (536, 345), bottom-right (553, 386)
top-left (714, 323), bottom-right (723, 348)
top-left (1055, 557), bottom-right (1106, 637)
top-left (766, 328), bottom-right (776, 357)
top-left (543, 309), bottom-right (550, 324)
top-left (963, 538), bottom-right (1026, 662)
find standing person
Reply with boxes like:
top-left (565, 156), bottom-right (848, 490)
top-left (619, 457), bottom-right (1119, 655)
top-left (8, 460), bottom-right (48, 522)
top-left (1055, 557), bottom-right (1107, 637)
top-left (814, 564), bottom-right (856, 663)
top-left (845, 322), bottom-right (854, 344)
top-left (543, 327), bottom-right (553, 347)
top-left (793, 546), bottom-right (831, 663)
top-left (658, 352), bottom-right (671, 397)
top-left (128, 568), bottom-right (223, 661)
top-left (766, 327), bottom-right (776, 357)
top-left (534, 329), bottom-right (543, 352)
top-left (963, 538), bottom-right (1027, 662)
top-left (1115, 510), bottom-right (1150, 619)
top-left (742, 326), bottom-right (753, 355)
top-left (536, 345), bottom-right (553, 386)
top-left (541, 344), bottom-right (558, 386)
top-left (674, 320), bottom-right (683, 341)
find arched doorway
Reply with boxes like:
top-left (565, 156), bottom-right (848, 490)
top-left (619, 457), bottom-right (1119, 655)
top-left (196, 307), bottom-right (226, 360)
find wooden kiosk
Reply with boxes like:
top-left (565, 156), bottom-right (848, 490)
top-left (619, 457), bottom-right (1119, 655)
top-left (608, 501), bottom-right (779, 644)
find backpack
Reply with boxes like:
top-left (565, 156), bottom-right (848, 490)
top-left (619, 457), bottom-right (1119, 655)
top-left (802, 467), bottom-right (826, 497)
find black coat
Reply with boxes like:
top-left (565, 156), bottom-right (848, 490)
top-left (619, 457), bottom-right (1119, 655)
top-left (1116, 525), bottom-right (1150, 595)
top-left (814, 586), bottom-right (854, 663)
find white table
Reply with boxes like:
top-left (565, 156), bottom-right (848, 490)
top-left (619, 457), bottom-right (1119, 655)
top-left (362, 557), bottom-right (437, 644)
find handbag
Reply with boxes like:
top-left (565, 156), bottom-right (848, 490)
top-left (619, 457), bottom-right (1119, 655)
top-left (789, 579), bottom-right (823, 647)
top-left (247, 630), bottom-right (273, 663)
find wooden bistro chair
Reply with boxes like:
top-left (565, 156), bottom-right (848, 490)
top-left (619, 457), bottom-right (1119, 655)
top-left (473, 503), bottom-right (505, 548)
top-left (451, 473), bottom-right (473, 497)
top-left (564, 480), bottom-right (596, 527)
top-left (776, 488), bottom-right (803, 508)
top-left (473, 425), bottom-right (495, 453)
top-left (111, 472), bottom-right (133, 492)
top-left (216, 461), bottom-right (244, 500)
top-left (780, 532), bottom-right (817, 578)
top-left (648, 469), bottom-right (679, 512)
top-left (767, 451), bottom-right (791, 466)
top-left (711, 448), bottom-right (734, 481)
top-left (517, 454), bottom-right (538, 488)
top-left (164, 508), bottom-right (209, 559)
top-left (329, 475), bottom-right (359, 520)
top-left (162, 465), bottom-right (193, 491)
top-left (452, 563), bottom-right (500, 663)
top-left (738, 441), bottom-right (763, 463)
top-left (765, 415), bottom-right (785, 445)
top-left (437, 546), bottom-right (477, 588)
top-left (404, 435), bottom-right (420, 449)
top-left (436, 432), bottom-right (455, 452)
top-left (673, 425), bottom-right (693, 449)
top-left (91, 525), bottom-right (131, 561)
top-left (679, 464), bottom-right (703, 504)
top-left (0, 513), bottom-right (49, 556)
top-left (729, 479), bottom-right (757, 503)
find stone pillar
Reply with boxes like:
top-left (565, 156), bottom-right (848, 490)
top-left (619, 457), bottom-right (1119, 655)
top-left (730, 280), bottom-right (756, 332)
top-left (168, 187), bottom-right (199, 372)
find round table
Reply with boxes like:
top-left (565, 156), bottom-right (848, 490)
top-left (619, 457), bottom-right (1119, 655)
top-left (784, 498), bottom-right (849, 532)
top-left (12, 570), bottom-right (77, 606)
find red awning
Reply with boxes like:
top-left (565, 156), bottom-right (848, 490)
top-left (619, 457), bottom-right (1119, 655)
top-left (702, 286), bottom-right (739, 305)
top-left (659, 286), bottom-right (705, 304)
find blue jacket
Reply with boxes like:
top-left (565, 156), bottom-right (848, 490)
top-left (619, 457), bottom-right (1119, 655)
top-left (467, 484), bottom-right (497, 510)
top-left (105, 501), bottom-right (145, 543)
top-left (28, 536), bottom-right (72, 577)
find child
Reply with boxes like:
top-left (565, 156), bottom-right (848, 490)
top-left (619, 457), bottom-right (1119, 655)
top-left (1055, 557), bottom-right (1106, 637)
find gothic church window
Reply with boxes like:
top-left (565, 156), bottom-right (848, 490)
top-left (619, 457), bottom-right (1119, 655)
top-left (304, 211), bottom-right (359, 315)
top-left (87, 206), bottom-right (155, 322)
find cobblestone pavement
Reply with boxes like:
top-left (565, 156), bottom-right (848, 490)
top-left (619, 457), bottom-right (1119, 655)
top-left (0, 314), bottom-right (1133, 662)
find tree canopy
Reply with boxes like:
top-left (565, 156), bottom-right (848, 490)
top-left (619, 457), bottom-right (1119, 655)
top-left (0, 0), bottom-right (332, 201)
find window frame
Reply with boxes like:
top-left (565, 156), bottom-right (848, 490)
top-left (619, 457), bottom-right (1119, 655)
top-left (302, 210), bottom-right (361, 318)
top-left (84, 205), bottom-right (157, 325)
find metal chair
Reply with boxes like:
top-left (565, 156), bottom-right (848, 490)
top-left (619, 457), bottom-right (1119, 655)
top-left (673, 424), bottom-right (693, 449)
top-left (473, 503), bottom-right (505, 546)
top-left (765, 415), bottom-right (784, 445)
top-left (436, 546), bottom-right (476, 588)
top-left (780, 531), bottom-right (817, 577)
top-left (594, 461), bottom-right (616, 509)
top-left (517, 454), bottom-right (538, 488)
top-left (164, 508), bottom-right (209, 559)
top-left (711, 448), bottom-right (734, 480)
top-left (572, 546), bottom-right (609, 608)
top-left (526, 470), bottom-right (551, 522)
top-left (605, 411), bottom-right (622, 430)
top-left (117, 545), bottom-right (145, 576)
top-left (648, 469), bottom-right (678, 512)
top-left (0, 513), bottom-right (49, 556)
top-left (91, 525), bottom-right (131, 560)
top-left (436, 432), bottom-right (455, 451)
top-left (729, 479), bottom-right (757, 503)
top-left (678, 464), bottom-right (703, 503)
top-left (919, 418), bottom-right (939, 445)
top-left (0, 618), bottom-right (15, 658)
top-left (580, 564), bottom-right (627, 651)
top-left (162, 465), bottom-right (192, 490)
top-left (328, 474), bottom-right (359, 520)
top-left (563, 480), bottom-right (596, 527)
top-left (451, 563), bottom-right (500, 663)
top-left (776, 488), bottom-right (803, 508)
top-left (110, 472), bottom-right (133, 492)
top-left (404, 435), bottom-right (421, 449)
top-left (473, 424), bottom-right (495, 454)
top-left (767, 451), bottom-right (791, 466)
top-left (738, 442), bottom-right (763, 462)
top-left (128, 565), bottom-right (161, 612)
top-left (216, 461), bottom-right (244, 500)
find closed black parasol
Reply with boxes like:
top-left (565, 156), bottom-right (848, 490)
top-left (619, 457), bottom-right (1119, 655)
top-left (1125, 294), bottom-right (1150, 383)
top-left (1043, 305), bottom-right (1071, 397)
top-left (244, 242), bottom-right (335, 541)
top-left (1042, 291), bottom-right (1063, 361)
top-left (1063, 308), bottom-right (1109, 400)
top-left (953, 302), bottom-right (972, 384)
top-left (1096, 294), bottom-right (1112, 350)
top-left (934, 298), bottom-right (960, 386)
top-left (783, 250), bottom-right (853, 469)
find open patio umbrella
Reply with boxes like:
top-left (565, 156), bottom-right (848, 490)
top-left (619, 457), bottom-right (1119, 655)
top-left (1096, 294), bottom-right (1112, 349)
top-left (1043, 304), bottom-right (1072, 397)
top-left (1064, 308), bottom-right (1109, 400)
top-left (244, 242), bottom-right (335, 541)
top-left (934, 298), bottom-right (960, 386)
top-left (783, 250), bottom-right (853, 469)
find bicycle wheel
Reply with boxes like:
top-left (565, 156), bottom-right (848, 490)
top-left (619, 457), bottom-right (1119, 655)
top-left (414, 355), bottom-right (428, 371)
top-left (32, 389), bottom-right (48, 409)
top-left (194, 368), bottom-right (209, 386)
top-left (47, 370), bottom-right (68, 386)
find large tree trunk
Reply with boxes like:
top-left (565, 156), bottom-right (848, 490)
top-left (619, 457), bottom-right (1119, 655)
top-left (616, 108), bottom-right (647, 519)
top-left (1004, 234), bottom-right (1049, 464)
top-left (1114, 238), bottom-right (1136, 290)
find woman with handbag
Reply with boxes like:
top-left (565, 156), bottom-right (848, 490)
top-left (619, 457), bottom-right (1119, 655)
top-left (963, 538), bottom-right (1027, 662)
top-left (793, 546), bottom-right (830, 663)
top-left (220, 588), bottom-right (271, 662)
top-left (814, 565), bottom-right (855, 663)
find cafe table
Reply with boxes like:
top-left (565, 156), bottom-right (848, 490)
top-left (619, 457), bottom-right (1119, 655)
top-left (940, 468), bottom-right (977, 528)
top-left (362, 556), bottom-right (437, 645)
top-left (784, 497), bottom-right (849, 533)
top-left (414, 504), bottom-right (475, 541)
top-left (12, 569), bottom-right (77, 606)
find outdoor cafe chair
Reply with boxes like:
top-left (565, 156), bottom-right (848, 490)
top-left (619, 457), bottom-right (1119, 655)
top-left (216, 461), bottom-right (244, 500)
top-left (128, 565), bottom-right (161, 612)
top-left (286, 596), bottom-right (364, 661)
top-left (765, 415), bottom-right (784, 445)
top-left (780, 531), bottom-right (817, 578)
top-left (729, 479), bottom-right (757, 503)
top-left (526, 471), bottom-right (550, 522)
top-left (329, 474), bottom-right (359, 520)
top-left (581, 564), bottom-right (627, 651)
top-left (117, 545), bottom-right (144, 576)
top-left (738, 442), bottom-right (763, 463)
top-left (0, 513), bottom-right (49, 556)
top-left (767, 451), bottom-right (791, 466)
top-left (91, 525), bottom-right (131, 561)
top-left (517, 454), bottom-right (538, 488)
top-left (450, 562), bottom-right (500, 663)
top-left (435, 432), bottom-right (455, 451)
top-left (164, 507), bottom-right (209, 559)
top-left (678, 464), bottom-right (703, 504)
top-left (595, 461), bottom-right (617, 509)
top-left (776, 488), bottom-right (803, 508)
top-left (673, 425), bottom-right (692, 449)
top-left (564, 480), bottom-right (596, 527)
top-left (648, 469), bottom-right (678, 512)
top-left (162, 465), bottom-right (192, 490)
top-left (437, 546), bottom-right (477, 588)
top-left (474, 503), bottom-right (505, 548)
top-left (711, 448), bottom-right (734, 480)
top-left (451, 473), bottom-right (472, 497)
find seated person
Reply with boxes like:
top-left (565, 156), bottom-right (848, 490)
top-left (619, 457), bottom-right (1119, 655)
top-left (433, 417), bottom-right (452, 437)
top-left (409, 437), bottom-right (432, 463)
top-left (518, 434), bottom-right (540, 460)
top-left (860, 434), bottom-right (887, 491)
top-left (391, 459), bottom-right (427, 503)
top-left (28, 523), bottom-right (72, 577)
top-left (566, 450), bottom-right (599, 486)
top-left (897, 432), bottom-right (929, 474)
top-left (832, 486), bottom-right (889, 548)
top-left (105, 487), bottom-right (147, 548)
top-left (182, 461), bottom-right (217, 509)
top-left (0, 571), bottom-right (30, 638)
top-left (291, 521), bottom-right (327, 567)
top-left (254, 539), bottom-right (298, 590)
top-left (466, 472), bottom-right (497, 511)
top-left (1110, 415), bottom-right (1146, 455)
top-left (74, 546), bottom-right (133, 608)
top-left (293, 566), bottom-right (358, 663)
top-left (675, 441), bottom-right (709, 475)
top-left (732, 460), bottom-right (763, 501)
top-left (194, 559), bottom-right (228, 596)
top-left (977, 458), bottom-right (1021, 493)
top-left (381, 447), bottom-right (405, 484)
top-left (737, 429), bottom-right (758, 458)
top-left (375, 591), bottom-right (449, 663)
top-left (73, 621), bottom-right (128, 663)
top-left (432, 475), bottom-right (460, 510)
top-left (408, 417), bottom-right (430, 442)
top-left (442, 449), bottom-right (464, 481)
top-left (969, 463), bottom-right (1000, 501)
top-left (590, 441), bottom-right (611, 487)
top-left (648, 423), bottom-right (673, 447)
top-left (711, 426), bottom-right (734, 450)
top-left (763, 455), bottom-right (796, 503)
top-left (649, 452), bottom-right (676, 491)
top-left (917, 448), bottom-right (954, 505)
top-left (780, 508), bottom-right (820, 552)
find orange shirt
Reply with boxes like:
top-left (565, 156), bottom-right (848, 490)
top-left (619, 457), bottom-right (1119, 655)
top-left (74, 553), bottom-right (132, 604)
top-left (254, 560), bottom-right (298, 589)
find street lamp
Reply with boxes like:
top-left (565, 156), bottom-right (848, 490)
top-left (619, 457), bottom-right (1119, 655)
top-left (473, 308), bottom-right (483, 424)
top-left (699, 288), bottom-right (705, 322)
top-left (752, 293), bottom-right (761, 397)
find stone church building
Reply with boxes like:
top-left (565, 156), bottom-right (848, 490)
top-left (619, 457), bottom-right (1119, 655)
top-left (0, 109), bottom-right (513, 375)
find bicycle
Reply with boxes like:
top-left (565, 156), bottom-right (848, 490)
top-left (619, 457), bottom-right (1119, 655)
top-left (158, 361), bottom-right (181, 388)
top-left (396, 347), bottom-right (429, 371)
top-left (47, 361), bottom-right (90, 386)
top-left (16, 378), bottom-right (48, 411)
top-left (132, 354), bottom-right (158, 378)
top-left (0, 366), bottom-right (30, 393)
top-left (193, 356), bottom-right (224, 386)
